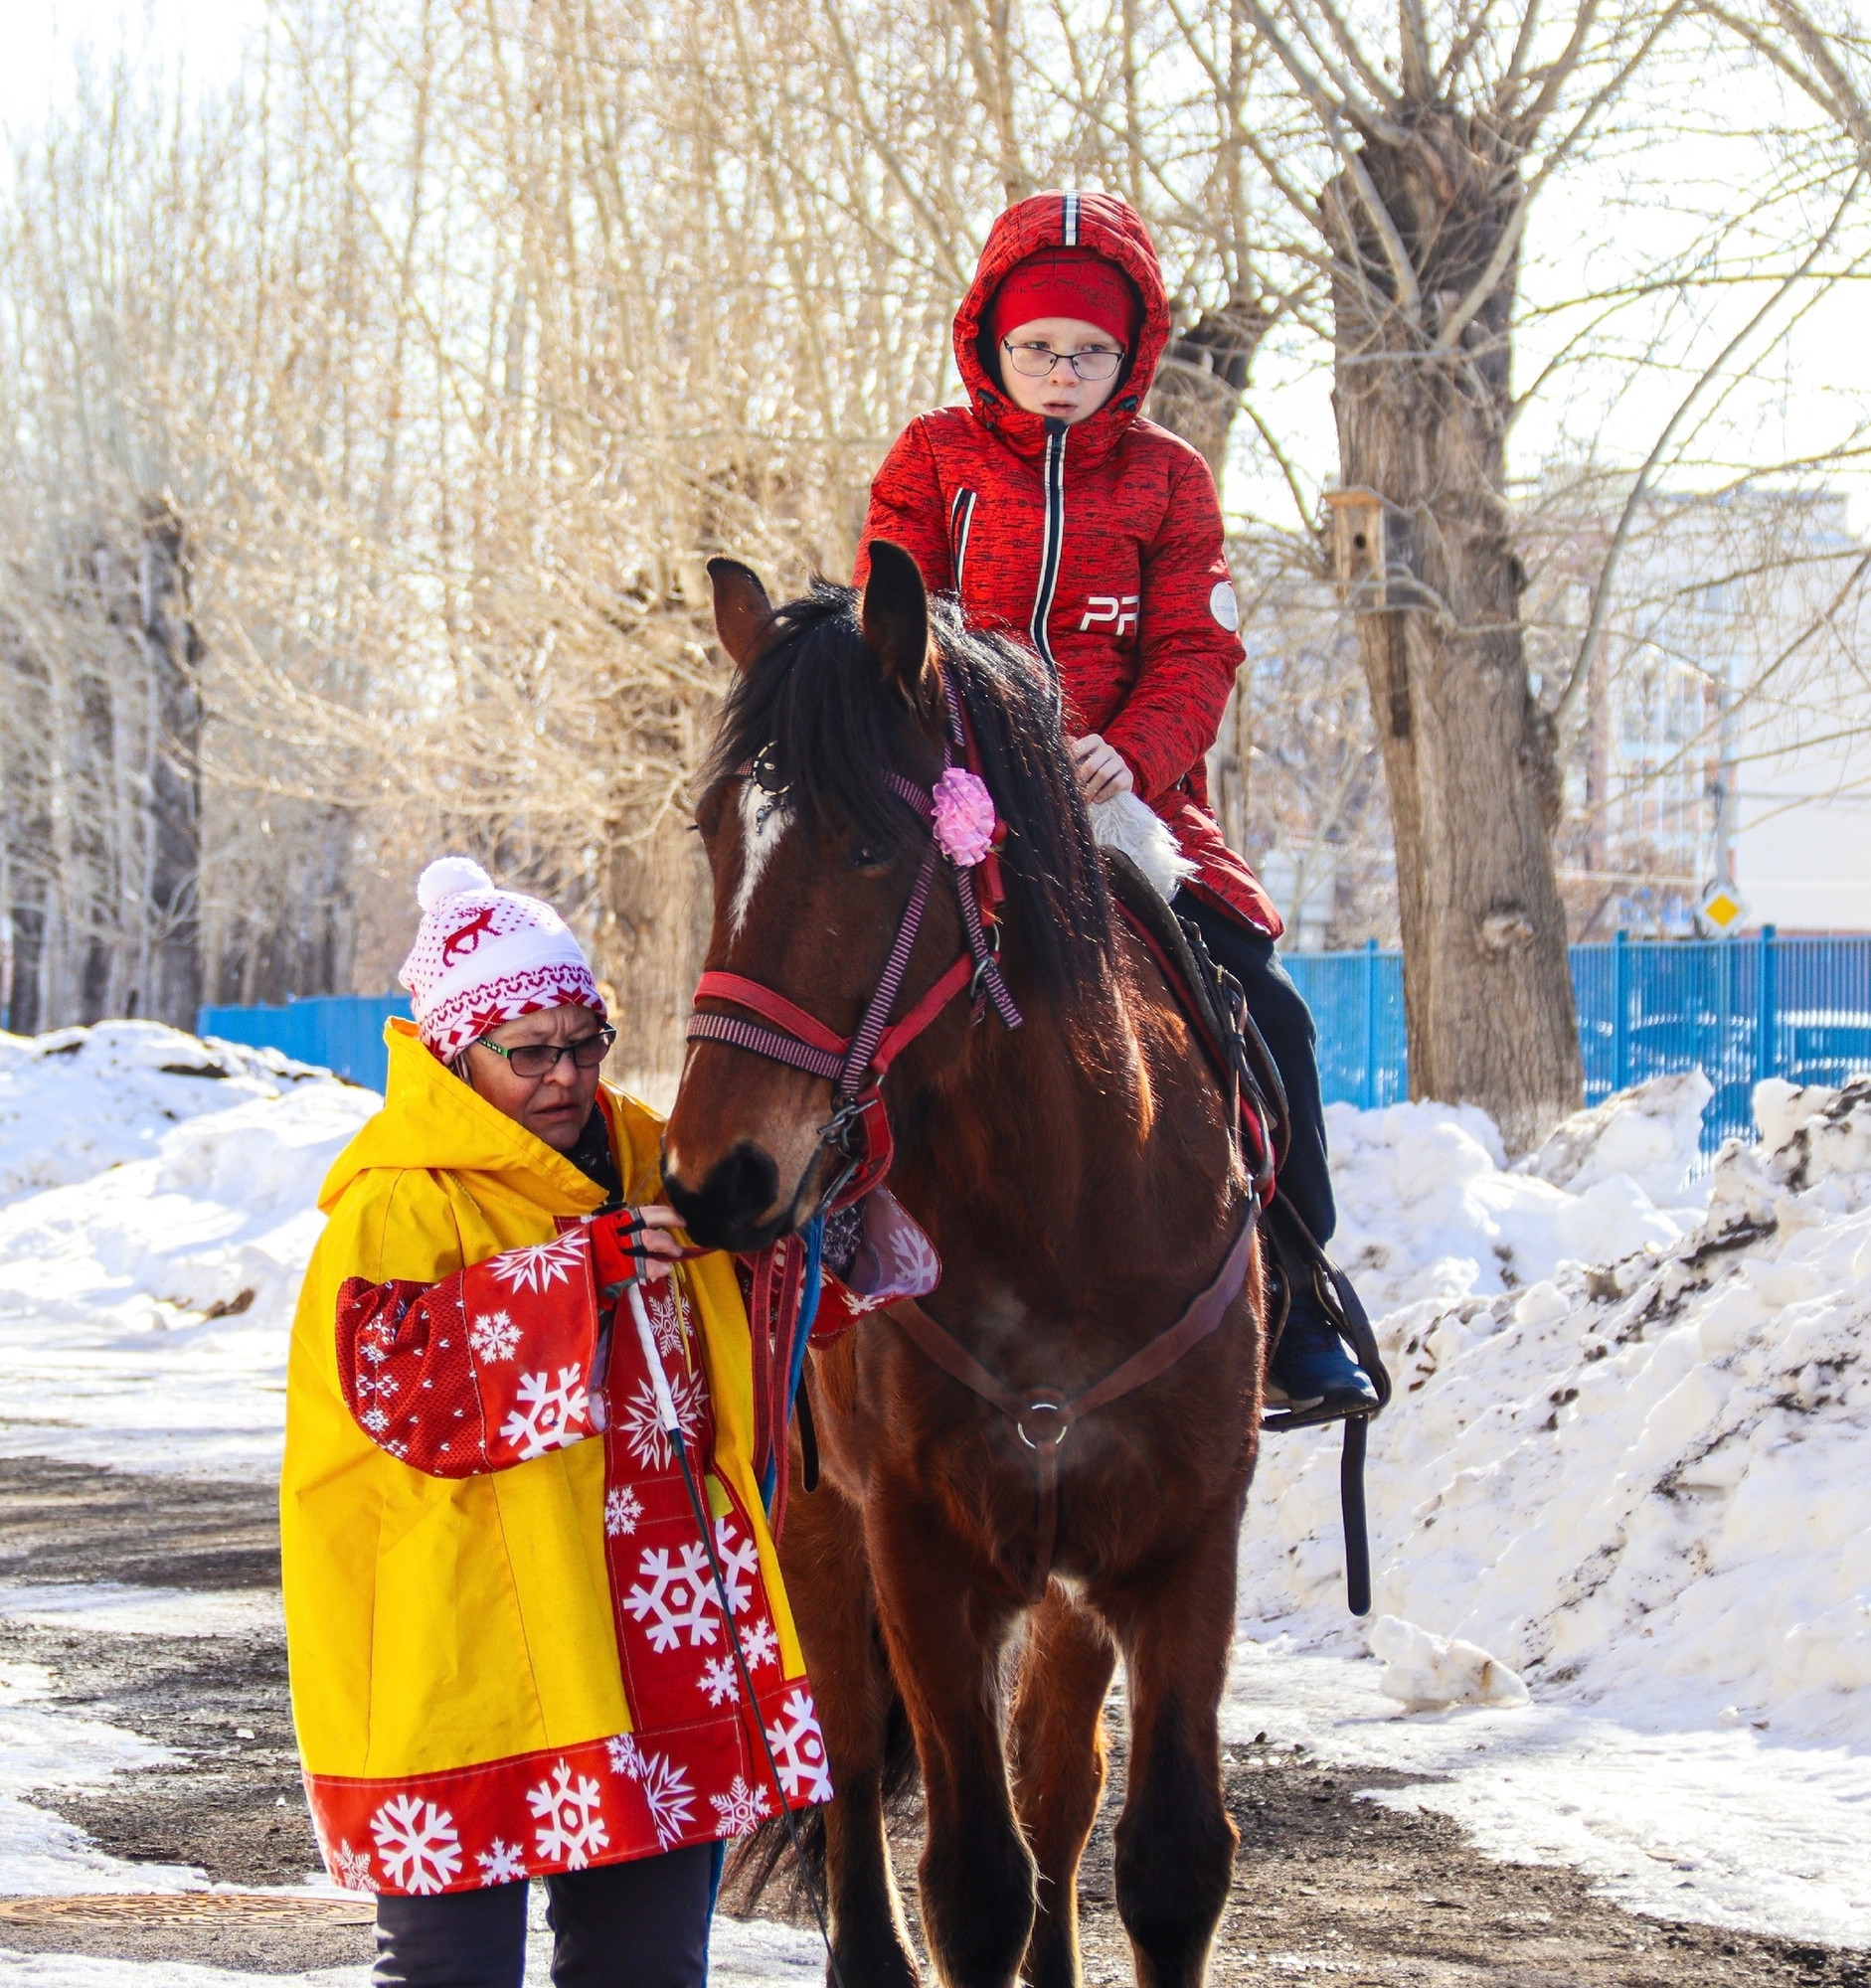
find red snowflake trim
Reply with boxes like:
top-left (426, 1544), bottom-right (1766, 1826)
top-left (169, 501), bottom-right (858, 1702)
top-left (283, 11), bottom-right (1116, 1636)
top-left (307, 1677), bottom-right (829, 1896)
top-left (335, 1232), bottom-right (600, 1475)
top-left (421, 962), bottom-right (602, 1058)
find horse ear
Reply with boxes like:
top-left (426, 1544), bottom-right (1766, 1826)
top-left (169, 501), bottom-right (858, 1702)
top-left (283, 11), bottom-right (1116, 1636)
top-left (708, 558), bottom-right (774, 674)
top-left (861, 540), bottom-right (936, 711)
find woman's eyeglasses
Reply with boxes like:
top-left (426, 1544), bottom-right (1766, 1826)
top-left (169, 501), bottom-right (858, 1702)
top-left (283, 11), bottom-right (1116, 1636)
top-left (473, 1027), bottom-right (616, 1078)
top-left (1001, 340), bottom-right (1125, 382)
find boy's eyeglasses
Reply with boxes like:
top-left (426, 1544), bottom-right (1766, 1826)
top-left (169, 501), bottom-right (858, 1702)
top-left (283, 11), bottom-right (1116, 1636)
top-left (1001, 340), bottom-right (1125, 382)
top-left (473, 1027), bottom-right (616, 1078)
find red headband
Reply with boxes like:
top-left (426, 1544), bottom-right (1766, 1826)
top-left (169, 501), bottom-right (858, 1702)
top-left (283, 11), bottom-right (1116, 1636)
top-left (987, 248), bottom-right (1138, 351)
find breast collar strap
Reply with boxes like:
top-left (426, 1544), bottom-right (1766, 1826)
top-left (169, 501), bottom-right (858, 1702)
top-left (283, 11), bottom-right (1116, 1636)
top-left (686, 669), bottom-right (1022, 1209)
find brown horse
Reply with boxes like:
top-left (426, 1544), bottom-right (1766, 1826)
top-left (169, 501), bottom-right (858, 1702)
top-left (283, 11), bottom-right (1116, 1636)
top-left (663, 544), bottom-right (1265, 1988)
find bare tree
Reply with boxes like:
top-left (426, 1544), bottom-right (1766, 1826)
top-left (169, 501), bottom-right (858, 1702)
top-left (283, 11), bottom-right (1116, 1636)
top-left (4, 0), bottom-right (1866, 1115)
top-left (1215, 2), bottom-right (1702, 1145)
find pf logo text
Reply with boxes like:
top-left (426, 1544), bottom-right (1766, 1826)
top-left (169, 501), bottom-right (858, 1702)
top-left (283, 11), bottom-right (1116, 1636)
top-left (1080, 594), bottom-right (1139, 635)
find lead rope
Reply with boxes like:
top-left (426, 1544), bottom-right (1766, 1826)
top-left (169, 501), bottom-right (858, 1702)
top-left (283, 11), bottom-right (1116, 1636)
top-left (626, 1284), bottom-right (847, 1988)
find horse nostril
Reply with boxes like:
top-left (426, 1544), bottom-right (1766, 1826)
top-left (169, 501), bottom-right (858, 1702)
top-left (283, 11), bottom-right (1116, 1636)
top-left (663, 1141), bottom-right (783, 1252)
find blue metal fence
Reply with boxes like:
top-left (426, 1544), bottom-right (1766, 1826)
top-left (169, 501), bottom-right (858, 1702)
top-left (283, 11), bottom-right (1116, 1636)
top-left (1284, 927), bottom-right (1871, 1152)
top-left (199, 929), bottom-right (1871, 1147)
top-left (1280, 938), bottom-right (1410, 1111)
top-left (198, 993), bottom-right (411, 1090)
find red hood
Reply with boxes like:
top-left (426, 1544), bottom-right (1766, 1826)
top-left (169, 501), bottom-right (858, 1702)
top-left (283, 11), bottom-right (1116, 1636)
top-left (953, 191), bottom-right (1170, 462)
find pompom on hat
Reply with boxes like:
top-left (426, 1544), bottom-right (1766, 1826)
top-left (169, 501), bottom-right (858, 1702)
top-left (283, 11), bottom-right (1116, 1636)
top-left (400, 857), bottom-right (604, 1062)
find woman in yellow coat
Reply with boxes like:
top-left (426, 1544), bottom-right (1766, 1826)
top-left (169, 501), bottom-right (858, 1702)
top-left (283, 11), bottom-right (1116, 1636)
top-left (282, 858), bottom-right (826, 1987)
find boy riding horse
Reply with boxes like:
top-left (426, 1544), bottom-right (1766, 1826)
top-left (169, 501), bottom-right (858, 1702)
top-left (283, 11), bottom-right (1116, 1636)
top-left (856, 189), bottom-right (1375, 1414)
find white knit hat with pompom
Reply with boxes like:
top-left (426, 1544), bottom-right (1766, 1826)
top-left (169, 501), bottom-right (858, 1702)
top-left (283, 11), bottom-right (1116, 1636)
top-left (399, 856), bottom-right (604, 1060)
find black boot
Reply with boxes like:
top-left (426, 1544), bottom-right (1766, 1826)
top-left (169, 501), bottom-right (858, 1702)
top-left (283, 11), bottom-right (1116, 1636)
top-left (1269, 1285), bottom-right (1378, 1413)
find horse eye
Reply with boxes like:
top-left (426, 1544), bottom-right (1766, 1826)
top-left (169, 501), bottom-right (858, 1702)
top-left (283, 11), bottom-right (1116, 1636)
top-left (848, 841), bottom-right (888, 870)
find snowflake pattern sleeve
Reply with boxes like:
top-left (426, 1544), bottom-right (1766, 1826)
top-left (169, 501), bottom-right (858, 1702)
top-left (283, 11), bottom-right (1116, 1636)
top-left (335, 1230), bottom-right (600, 1474)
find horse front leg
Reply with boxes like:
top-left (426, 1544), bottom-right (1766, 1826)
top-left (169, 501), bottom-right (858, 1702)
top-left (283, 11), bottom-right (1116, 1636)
top-left (776, 1462), bottom-right (920, 1987)
top-left (1009, 1583), bottom-right (1117, 1988)
top-left (868, 1487), bottom-right (1035, 1988)
top-left (1101, 1502), bottom-right (1243, 1988)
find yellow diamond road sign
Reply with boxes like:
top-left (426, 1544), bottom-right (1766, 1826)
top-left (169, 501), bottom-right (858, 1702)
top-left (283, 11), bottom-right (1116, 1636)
top-left (1699, 882), bottom-right (1749, 932)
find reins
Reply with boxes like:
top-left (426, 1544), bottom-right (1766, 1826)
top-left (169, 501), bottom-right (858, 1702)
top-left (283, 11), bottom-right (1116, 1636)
top-left (887, 1199), bottom-right (1261, 1597)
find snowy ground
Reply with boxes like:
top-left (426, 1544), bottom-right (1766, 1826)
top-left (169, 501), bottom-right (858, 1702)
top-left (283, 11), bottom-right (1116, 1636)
top-left (1241, 1069), bottom-right (1871, 1945)
top-left (0, 1909), bottom-right (822, 1986)
top-left (0, 1024), bottom-right (374, 1479)
top-left (2, 1020), bottom-right (1870, 1967)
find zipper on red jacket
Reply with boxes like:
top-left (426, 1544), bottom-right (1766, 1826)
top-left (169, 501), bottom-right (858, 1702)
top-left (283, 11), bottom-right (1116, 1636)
top-left (948, 487), bottom-right (978, 590)
top-left (1030, 418), bottom-right (1067, 675)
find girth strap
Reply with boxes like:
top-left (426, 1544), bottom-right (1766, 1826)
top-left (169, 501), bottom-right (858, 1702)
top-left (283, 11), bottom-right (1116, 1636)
top-left (887, 1198), bottom-right (1260, 1594)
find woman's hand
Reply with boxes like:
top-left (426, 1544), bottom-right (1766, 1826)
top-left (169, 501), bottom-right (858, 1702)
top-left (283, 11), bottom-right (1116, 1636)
top-left (1071, 733), bottom-right (1135, 805)
top-left (628, 1205), bottom-right (687, 1282)
top-left (597, 1204), bottom-right (688, 1284)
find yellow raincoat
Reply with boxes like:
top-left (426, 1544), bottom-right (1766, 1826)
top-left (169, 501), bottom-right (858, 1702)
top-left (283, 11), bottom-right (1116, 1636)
top-left (282, 1020), bottom-right (825, 1897)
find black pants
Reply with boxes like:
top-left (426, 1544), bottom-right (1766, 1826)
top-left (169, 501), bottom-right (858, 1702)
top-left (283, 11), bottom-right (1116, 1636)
top-left (373, 1845), bottom-right (715, 1988)
top-left (1174, 891), bottom-right (1336, 1248)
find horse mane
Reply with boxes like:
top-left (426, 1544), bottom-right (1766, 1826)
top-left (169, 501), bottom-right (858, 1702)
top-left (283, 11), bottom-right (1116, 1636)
top-left (706, 580), bottom-right (1115, 997)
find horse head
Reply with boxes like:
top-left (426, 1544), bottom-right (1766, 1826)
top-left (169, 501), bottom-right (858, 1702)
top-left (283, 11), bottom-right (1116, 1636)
top-left (662, 542), bottom-right (1110, 1252)
top-left (663, 544), bottom-right (965, 1250)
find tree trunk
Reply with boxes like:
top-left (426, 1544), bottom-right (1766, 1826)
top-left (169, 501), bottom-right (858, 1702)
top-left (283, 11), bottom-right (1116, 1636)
top-left (1327, 116), bottom-right (1581, 1154)
top-left (135, 498), bottom-right (205, 1031)
top-left (1146, 294), bottom-right (1269, 484)
top-left (117, 501), bottom-right (206, 1026)
top-left (0, 631), bottom-right (52, 1035)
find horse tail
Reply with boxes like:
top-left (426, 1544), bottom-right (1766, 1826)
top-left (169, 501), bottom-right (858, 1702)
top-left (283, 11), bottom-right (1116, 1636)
top-left (722, 1688), bottom-right (921, 1912)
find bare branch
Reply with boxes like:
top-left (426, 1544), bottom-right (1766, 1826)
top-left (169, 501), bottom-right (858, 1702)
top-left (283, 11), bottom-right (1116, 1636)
top-left (1554, 167), bottom-right (1867, 733)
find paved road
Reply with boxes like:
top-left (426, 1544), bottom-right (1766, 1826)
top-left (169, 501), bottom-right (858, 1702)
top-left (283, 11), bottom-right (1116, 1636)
top-left (1, 1457), bottom-right (1867, 1985)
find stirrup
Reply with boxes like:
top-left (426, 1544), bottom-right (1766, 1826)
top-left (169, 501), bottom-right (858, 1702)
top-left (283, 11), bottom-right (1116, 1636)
top-left (1262, 1393), bottom-right (1375, 1434)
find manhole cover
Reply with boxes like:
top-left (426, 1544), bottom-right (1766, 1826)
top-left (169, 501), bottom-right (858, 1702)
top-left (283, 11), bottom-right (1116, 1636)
top-left (0, 1894), bottom-right (375, 1927)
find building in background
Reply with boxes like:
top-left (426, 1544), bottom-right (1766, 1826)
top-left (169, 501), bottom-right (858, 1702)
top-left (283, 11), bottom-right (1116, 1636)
top-left (1537, 486), bottom-right (1869, 937)
top-left (1216, 486), bottom-right (1869, 951)
top-left (1213, 555), bottom-right (1399, 951)
top-left (1720, 496), bottom-right (1871, 932)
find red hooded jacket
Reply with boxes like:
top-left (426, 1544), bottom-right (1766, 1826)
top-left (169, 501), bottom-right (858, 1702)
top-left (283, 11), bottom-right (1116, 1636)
top-left (856, 190), bottom-right (1278, 937)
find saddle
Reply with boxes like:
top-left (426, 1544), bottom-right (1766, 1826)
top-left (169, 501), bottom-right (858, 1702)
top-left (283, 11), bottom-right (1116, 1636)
top-left (1104, 851), bottom-right (1286, 1187)
top-left (1105, 850), bottom-right (1392, 1614)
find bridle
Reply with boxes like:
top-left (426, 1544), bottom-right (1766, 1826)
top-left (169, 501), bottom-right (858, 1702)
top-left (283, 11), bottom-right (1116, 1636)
top-left (685, 673), bottom-right (1022, 1210)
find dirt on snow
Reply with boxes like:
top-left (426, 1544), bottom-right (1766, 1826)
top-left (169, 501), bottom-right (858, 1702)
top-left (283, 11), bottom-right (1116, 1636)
top-left (1, 1455), bottom-right (1867, 1984)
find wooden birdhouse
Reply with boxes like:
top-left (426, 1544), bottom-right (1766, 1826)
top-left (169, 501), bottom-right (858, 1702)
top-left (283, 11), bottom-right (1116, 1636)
top-left (1326, 487), bottom-right (1388, 606)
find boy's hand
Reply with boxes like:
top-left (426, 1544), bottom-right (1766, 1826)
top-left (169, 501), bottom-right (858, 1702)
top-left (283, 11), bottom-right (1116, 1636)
top-left (1071, 734), bottom-right (1135, 805)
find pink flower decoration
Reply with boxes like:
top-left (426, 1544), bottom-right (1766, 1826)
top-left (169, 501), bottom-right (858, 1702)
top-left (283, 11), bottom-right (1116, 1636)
top-left (931, 767), bottom-right (996, 868)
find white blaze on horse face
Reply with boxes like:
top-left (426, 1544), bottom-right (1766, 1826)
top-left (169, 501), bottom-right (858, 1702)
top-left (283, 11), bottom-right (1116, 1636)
top-left (731, 777), bottom-right (791, 937)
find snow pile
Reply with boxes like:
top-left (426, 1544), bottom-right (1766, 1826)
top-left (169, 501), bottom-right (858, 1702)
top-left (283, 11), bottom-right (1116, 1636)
top-left (1225, 1643), bottom-right (1871, 1947)
top-left (0, 1023), bottom-right (376, 1477)
top-left (0, 1021), bottom-right (329, 1202)
top-left (1323, 1080), bottom-right (1703, 1317)
top-left (1517, 1070), bottom-right (1714, 1208)
top-left (1244, 1073), bottom-right (1871, 1746)
top-left (1367, 1613), bottom-right (1528, 1712)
